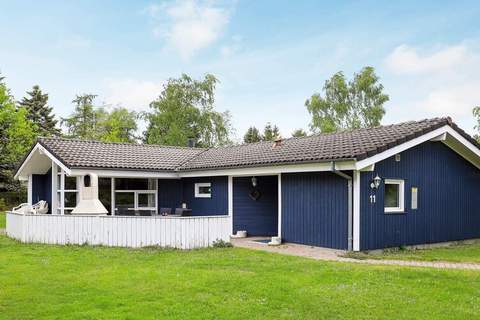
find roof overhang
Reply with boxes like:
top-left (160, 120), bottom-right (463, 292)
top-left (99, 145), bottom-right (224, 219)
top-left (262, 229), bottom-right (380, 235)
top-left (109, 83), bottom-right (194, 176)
top-left (355, 125), bottom-right (480, 170)
top-left (177, 160), bottom-right (357, 177)
top-left (14, 143), bottom-right (71, 181)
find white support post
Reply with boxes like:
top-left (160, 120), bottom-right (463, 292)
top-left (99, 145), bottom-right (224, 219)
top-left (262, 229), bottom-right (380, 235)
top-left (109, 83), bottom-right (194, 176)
top-left (277, 173), bottom-right (282, 239)
top-left (27, 174), bottom-right (33, 205)
top-left (51, 161), bottom-right (57, 214)
top-left (228, 176), bottom-right (233, 236)
top-left (353, 170), bottom-right (361, 251)
top-left (60, 169), bottom-right (65, 215)
top-left (111, 177), bottom-right (115, 216)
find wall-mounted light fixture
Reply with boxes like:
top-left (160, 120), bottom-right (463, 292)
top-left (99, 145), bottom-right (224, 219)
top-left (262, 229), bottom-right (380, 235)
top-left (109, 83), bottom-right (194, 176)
top-left (251, 176), bottom-right (258, 187)
top-left (370, 174), bottom-right (382, 190)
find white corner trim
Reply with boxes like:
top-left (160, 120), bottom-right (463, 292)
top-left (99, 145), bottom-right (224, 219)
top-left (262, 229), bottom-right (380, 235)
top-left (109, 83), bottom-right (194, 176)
top-left (27, 174), bottom-right (33, 205)
top-left (228, 176), bottom-right (233, 235)
top-left (277, 173), bottom-right (282, 238)
top-left (353, 170), bottom-right (361, 251)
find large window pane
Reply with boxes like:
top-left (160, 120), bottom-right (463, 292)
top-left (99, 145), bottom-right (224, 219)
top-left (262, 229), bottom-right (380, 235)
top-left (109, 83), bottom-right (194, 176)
top-left (115, 192), bottom-right (134, 215)
top-left (385, 183), bottom-right (399, 208)
top-left (138, 193), bottom-right (156, 208)
top-left (99, 178), bottom-right (112, 214)
top-left (65, 176), bottom-right (77, 190)
top-left (115, 178), bottom-right (150, 190)
top-left (64, 192), bottom-right (77, 208)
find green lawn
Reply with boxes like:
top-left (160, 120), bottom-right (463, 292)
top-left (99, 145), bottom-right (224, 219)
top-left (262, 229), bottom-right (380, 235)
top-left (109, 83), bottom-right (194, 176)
top-left (0, 212), bottom-right (5, 229)
top-left (1, 235), bottom-right (480, 319)
top-left (345, 242), bottom-right (480, 264)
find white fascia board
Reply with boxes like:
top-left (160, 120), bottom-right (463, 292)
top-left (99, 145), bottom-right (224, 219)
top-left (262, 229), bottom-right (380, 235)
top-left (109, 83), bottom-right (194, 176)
top-left (355, 125), bottom-right (451, 170)
top-left (14, 143), bottom-right (71, 180)
top-left (177, 161), bottom-right (356, 178)
top-left (356, 125), bottom-right (480, 171)
top-left (70, 169), bottom-right (180, 179)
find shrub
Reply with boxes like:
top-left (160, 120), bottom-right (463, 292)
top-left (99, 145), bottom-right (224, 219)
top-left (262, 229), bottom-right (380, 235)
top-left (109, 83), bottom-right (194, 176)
top-left (212, 239), bottom-right (233, 248)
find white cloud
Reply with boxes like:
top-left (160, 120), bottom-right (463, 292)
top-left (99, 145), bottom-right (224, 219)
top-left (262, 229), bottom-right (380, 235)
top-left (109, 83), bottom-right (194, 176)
top-left (146, 0), bottom-right (232, 60)
top-left (103, 78), bottom-right (165, 112)
top-left (382, 42), bottom-right (480, 130)
top-left (385, 44), bottom-right (472, 74)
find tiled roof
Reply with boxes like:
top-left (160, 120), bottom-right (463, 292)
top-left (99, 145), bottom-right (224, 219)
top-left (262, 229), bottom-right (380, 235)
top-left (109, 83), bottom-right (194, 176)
top-left (37, 138), bottom-right (205, 171)
top-left (34, 117), bottom-right (478, 172)
top-left (179, 117), bottom-right (462, 170)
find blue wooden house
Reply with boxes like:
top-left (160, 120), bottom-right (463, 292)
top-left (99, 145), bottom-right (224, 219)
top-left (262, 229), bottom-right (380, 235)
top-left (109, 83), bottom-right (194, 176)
top-left (12, 117), bottom-right (480, 251)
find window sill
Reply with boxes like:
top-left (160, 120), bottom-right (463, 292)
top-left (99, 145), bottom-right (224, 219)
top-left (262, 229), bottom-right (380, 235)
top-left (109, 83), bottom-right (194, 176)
top-left (384, 210), bottom-right (406, 214)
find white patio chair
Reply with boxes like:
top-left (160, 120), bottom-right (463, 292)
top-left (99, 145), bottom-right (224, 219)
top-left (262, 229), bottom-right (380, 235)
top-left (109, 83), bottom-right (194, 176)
top-left (12, 203), bottom-right (34, 214)
top-left (32, 200), bottom-right (48, 214)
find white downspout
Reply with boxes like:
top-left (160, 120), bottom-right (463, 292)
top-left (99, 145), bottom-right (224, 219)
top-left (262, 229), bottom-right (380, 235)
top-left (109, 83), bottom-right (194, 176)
top-left (331, 162), bottom-right (353, 251)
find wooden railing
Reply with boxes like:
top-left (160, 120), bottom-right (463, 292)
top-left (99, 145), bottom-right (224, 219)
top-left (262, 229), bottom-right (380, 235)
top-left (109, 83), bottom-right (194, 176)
top-left (6, 212), bottom-right (231, 249)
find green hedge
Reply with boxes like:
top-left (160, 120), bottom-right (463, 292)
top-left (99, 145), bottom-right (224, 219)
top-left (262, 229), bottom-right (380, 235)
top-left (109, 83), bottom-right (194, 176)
top-left (0, 192), bottom-right (27, 211)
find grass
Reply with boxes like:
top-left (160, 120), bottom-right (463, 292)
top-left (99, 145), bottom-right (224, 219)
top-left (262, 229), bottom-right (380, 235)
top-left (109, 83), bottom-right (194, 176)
top-left (0, 212), bottom-right (5, 229)
top-left (344, 242), bottom-right (480, 264)
top-left (1, 236), bottom-right (480, 319)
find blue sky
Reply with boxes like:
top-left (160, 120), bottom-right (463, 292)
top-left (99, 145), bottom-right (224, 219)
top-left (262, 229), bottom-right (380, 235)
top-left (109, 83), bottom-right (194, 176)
top-left (1, 0), bottom-right (480, 140)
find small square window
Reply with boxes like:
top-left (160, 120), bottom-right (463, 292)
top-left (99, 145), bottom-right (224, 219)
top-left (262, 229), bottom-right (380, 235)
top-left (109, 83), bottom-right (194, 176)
top-left (195, 183), bottom-right (211, 198)
top-left (384, 179), bottom-right (404, 213)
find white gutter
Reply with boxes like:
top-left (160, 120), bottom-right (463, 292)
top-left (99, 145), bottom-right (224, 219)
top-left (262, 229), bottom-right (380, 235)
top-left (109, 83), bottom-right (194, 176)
top-left (331, 161), bottom-right (353, 251)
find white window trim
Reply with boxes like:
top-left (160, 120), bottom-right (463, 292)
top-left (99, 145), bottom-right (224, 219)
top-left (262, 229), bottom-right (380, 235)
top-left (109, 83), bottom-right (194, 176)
top-left (115, 190), bottom-right (157, 211)
top-left (195, 182), bottom-right (211, 198)
top-left (384, 179), bottom-right (405, 213)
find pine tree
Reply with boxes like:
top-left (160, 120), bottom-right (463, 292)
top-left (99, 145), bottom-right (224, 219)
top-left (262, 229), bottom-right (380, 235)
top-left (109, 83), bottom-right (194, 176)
top-left (243, 126), bottom-right (262, 143)
top-left (19, 85), bottom-right (60, 136)
top-left (263, 122), bottom-right (280, 141)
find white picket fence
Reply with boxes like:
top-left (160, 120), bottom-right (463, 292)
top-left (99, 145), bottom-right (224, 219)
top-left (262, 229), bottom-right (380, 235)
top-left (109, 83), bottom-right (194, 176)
top-left (6, 212), bottom-right (231, 249)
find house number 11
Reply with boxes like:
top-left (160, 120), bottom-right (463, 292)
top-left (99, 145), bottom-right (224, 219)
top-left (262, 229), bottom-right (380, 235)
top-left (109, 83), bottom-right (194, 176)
top-left (370, 194), bottom-right (376, 204)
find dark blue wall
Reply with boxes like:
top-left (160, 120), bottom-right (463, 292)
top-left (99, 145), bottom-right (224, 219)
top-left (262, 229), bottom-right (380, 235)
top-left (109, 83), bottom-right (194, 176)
top-left (360, 141), bottom-right (480, 250)
top-left (157, 179), bottom-right (183, 213)
top-left (233, 176), bottom-right (278, 236)
top-left (182, 176), bottom-right (228, 215)
top-left (157, 176), bottom-right (228, 216)
top-left (32, 168), bottom-right (52, 213)
top-left (282, 172), bottom-right (349, 249)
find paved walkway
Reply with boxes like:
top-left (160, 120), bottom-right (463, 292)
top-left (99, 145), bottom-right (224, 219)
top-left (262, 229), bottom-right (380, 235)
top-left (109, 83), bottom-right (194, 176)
top-left (231, 237), bottom-right (480, 271)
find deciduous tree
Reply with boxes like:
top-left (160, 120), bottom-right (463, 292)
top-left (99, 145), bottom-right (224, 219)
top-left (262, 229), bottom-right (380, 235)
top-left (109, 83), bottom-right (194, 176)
top-left (305, 67), bottom-right (389, 133)
top-left (144, 74), bottom-right (232, 147)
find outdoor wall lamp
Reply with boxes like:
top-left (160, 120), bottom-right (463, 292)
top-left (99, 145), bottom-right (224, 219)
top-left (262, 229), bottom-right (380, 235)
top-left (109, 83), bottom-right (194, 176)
top-left (370, 174), bottom-right (382, 190)
top-left (251, 176), bottom-right (258, 187)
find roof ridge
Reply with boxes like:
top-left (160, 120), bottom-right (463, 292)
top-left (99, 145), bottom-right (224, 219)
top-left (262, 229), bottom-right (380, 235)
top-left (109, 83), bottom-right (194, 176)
top-left (37, 136), bottom-right (206, 150)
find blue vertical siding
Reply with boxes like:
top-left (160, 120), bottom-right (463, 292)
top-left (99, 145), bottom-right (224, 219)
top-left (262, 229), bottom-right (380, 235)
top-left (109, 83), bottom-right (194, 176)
top-left (157, 179), bottom-right (183, 213)
top-left (233, 176), bottom-right (278, 236)
top-left (182, 176), bottom-right (228, 215)
top-left (282, 172), bottom-right (348, 249)
top-left (360, 141), bottom-right (480, 250)
top-left (32, 168), bottom-right (52, 213)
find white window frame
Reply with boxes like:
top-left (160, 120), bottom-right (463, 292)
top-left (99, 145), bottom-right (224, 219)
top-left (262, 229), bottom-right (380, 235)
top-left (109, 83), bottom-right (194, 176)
top-left (54, 166), bottom-right (79, 215)
top-left (384, 179), bottom-right (404, 213)
top-left (195, 182), bottom-right (211, 198)
top-left (115, 190), bottom-right (157, 211)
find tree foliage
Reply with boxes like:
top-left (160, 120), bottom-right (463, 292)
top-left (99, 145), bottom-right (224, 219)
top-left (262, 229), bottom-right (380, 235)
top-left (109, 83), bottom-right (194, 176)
top-left (101, 107), bottom-right (138, 143)
top-left (62, 94), bottom-right (138, 143)
top-left (0, 75), bottom-right (37, 190)
top-left (473, 106), bottom-right (480, 142)
top-left (144, 74), bottom-right (232, 148)
top-left (243, 126), bottom-right (262, 143)
top-left (305, 66), bottom-right (389, 133)
top-left (291, 128), bottom-right (307, 137)
top-left (19, 85), bottom-right (60, 137)
top-left (62, 94), bottom-right (104, 140)
top-left (263, 122), bottom-right (280, 141)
